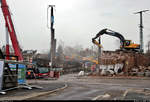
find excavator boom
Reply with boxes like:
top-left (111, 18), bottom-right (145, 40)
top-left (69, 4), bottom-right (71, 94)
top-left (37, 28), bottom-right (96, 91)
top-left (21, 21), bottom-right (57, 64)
top-left (92, 28), bottom-right (125, 47)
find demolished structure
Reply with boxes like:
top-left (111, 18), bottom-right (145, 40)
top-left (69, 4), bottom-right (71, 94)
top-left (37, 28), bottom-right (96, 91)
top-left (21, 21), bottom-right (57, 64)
top-left (99, 51), bottom-right (150, 77)
top-left (92, 28), bottom-right (150, 77)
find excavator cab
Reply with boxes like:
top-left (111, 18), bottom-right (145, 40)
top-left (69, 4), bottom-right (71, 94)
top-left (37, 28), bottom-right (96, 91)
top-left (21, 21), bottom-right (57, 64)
top-left (121, 40), bottom-right (140, 50)
top-left (124, 40), bottom-right (131, 46)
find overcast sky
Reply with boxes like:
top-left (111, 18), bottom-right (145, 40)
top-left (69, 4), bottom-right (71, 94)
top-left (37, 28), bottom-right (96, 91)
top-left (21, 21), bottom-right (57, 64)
top-left (0, 0), bottom-right (150, 53)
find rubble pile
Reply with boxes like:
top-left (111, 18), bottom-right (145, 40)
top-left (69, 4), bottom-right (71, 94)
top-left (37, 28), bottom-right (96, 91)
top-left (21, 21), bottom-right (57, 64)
top-left (98, 51), bottom-right (150, 77)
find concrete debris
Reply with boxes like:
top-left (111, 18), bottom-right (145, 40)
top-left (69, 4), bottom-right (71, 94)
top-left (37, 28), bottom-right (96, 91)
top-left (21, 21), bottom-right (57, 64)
top-left (100, 64), bottom-right (124, 76)
top-left (78, 71), bottom-right (84, 76)
top-left (137, 72), bottom-right (145, 77)
top-left (145, 72), bottom-right (150, 77)
top-left (101, 70), bottom-right (107, 76)
top-left (96, 51), bottom-right (150, 77)
top-left (130, 72), bottom-right (137, 76)
top-left (131, 68), bottom-right (139, 72)
top-left (114, 64), bottom-right (123, 74)
top-left (108, 70), bottom-right (115, 75)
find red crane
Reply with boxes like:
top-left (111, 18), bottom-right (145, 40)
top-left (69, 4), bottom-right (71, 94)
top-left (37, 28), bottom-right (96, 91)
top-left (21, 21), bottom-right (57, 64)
top-left (0, 0), bottom-right (23, 60)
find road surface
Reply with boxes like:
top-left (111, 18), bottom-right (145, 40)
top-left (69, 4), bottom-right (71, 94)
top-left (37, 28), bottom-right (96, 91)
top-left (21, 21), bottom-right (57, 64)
top-left (29, 74), bottom-right (150, 100)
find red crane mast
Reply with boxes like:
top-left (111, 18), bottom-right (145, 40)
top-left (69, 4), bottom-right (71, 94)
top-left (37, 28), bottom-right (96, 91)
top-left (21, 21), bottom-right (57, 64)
top-left (0, 0), bottom-right (23, 60)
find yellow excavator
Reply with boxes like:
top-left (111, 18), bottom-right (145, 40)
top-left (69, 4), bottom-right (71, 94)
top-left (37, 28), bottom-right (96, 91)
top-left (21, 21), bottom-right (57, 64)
top-left (92, 39), bottom-right (103, 48)
top-left (82, 57), bottom-right (98, 64)
top-left (92, 28), bottom-right (140, 52)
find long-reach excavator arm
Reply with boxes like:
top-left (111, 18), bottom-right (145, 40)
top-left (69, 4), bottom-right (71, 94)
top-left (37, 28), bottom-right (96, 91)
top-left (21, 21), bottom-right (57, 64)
top-left (0, 0), bottom-right (23, 60)
top-left (92, 28), bottom-right (140, 51)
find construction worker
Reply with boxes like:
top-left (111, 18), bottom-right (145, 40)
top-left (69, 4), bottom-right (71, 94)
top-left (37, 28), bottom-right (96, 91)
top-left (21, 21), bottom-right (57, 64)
top-left (27, 71), bottom-right (31, 79)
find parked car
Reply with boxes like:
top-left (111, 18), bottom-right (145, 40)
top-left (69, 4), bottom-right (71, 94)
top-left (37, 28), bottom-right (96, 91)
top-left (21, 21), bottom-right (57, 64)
top-left (26, 67), bottom-right (50, 79)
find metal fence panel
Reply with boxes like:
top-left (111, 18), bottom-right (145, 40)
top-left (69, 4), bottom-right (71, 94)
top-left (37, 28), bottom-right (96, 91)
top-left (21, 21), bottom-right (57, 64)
top-left (0, 61), bottom-right (4, 90)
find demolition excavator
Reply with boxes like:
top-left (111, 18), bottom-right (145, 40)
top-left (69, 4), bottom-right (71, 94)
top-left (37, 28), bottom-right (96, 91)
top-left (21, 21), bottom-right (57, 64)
top-left (92, 28), bottom-right (140, 52)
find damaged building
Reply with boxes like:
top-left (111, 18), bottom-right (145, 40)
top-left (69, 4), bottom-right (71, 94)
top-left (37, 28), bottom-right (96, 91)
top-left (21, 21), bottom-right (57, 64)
top-left (98, 51), bottom-right (150, 77)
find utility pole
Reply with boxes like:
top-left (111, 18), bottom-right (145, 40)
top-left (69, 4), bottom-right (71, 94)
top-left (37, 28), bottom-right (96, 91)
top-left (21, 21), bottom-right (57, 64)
top-left (98, 37), bottom-right (101, 75)
top-left (47, 5), bottom-right (56, 69)
top-left (53, 38), bottom-right (57, 65)
top-left (134, 10), bottom-right (149, 53)
top-left (148, 41), bottom-right (150, 53)
top-left (98, 37), bottom-right (101, 65)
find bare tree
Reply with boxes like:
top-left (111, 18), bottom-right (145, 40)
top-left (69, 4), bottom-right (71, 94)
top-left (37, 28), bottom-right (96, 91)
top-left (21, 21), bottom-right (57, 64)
top-left (56, 44), bottom-right (64, 65)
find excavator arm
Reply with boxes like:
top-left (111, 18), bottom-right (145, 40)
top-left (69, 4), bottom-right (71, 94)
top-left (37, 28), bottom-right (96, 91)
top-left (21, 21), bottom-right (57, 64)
top-left (92, 29), bottom-right (107, 48)
top-left (92, 40), bottom-right (103, 48)
top-left (92, 28), bottom-right (125, 48)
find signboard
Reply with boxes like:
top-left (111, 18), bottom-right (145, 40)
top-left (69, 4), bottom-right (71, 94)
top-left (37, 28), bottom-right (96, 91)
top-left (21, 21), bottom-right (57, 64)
top-left (9, 64), bottom-right (26, 85)
top-left (0, 61), bottom-right (4, 90)
top-left (8, 64), bottom-right (17, 71)
top-left (18, 64), bottom-right (26, 84)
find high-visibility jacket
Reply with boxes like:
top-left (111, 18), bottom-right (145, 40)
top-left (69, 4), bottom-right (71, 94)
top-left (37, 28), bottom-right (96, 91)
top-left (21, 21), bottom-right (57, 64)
top-left (28, 71), bottom-right (31, 75)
